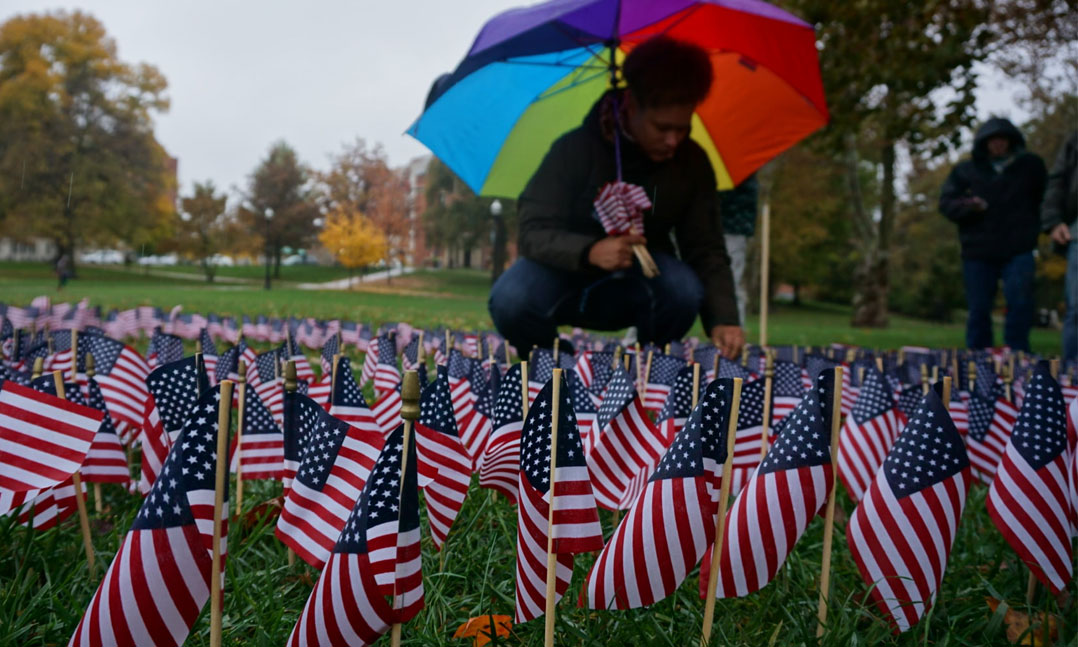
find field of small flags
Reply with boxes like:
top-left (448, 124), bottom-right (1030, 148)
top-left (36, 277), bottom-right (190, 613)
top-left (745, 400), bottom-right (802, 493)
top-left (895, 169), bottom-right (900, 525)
top-left (0, 297), bottom-right (1076, 646)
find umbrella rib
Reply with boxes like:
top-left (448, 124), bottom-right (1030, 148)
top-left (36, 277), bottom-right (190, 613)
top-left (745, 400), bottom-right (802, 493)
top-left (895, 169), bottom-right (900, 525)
top-left (533, 68), bottom-right (609, 102)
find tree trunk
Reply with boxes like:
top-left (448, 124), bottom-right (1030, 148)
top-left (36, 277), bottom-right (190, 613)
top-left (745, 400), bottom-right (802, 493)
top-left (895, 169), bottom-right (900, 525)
top-left (851, 139), bottom-right (894, 328)
top-left (201, 259), bottom-right (216, 283)
top-left (491, 214), bottom-right (507, 282)
top-left (793, 282), bottom-right (801, 306)
top-left (463, 247), bottom-right (472, 269)
top-left (273, 247), bottom-right (282, 279)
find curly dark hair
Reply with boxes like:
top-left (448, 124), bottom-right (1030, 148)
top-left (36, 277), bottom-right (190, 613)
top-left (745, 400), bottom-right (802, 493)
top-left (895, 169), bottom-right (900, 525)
top-left (621, 36), bottom-right (713, 109)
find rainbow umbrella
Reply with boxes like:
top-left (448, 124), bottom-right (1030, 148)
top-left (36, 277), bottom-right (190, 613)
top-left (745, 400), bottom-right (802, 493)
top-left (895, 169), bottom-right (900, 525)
top-left (407, 0), bottom-right (827, 197)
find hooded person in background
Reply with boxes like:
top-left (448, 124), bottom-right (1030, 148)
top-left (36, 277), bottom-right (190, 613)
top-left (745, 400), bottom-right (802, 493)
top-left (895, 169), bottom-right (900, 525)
top-left (1041, 130), bottom-right (1078, 362)
top-left (939, 117), bottom-right (1047, 352)
top-left (488, 36), bottom-right (744, 359)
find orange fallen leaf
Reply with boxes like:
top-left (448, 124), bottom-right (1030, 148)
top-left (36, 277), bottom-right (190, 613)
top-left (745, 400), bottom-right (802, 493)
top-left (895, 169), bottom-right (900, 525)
top-left (985, 597), bottom-right (1060, 645)
top-left (453, 614), bottom-right (512, 647)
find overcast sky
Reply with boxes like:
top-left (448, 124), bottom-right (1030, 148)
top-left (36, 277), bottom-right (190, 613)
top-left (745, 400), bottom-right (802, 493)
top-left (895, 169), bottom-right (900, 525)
top-left (2, 1), bottom-right (1029, 198)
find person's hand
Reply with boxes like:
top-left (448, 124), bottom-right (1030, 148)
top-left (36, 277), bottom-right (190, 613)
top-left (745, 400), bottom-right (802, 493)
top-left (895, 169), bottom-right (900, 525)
top-left (1050, 223), bottom-right (1072, 246)
top-left (587, 235), bottom-right (647, 271)
top-left (968, 196), bottom-right (988, 211)
top-left (710, 325), bottom-right (745, 360)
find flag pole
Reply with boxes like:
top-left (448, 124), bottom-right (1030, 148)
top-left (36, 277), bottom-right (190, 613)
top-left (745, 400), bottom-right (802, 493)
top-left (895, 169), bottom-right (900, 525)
top-left (234, 361), bottom-right (247, 518)
top-left (758, 199), bottom-right (771, 347)
top-left (544, 368), bottom-right (564, 647)
top-left (53, 371), bottom-right (96, 576)
top-left (692, 363), bottom-right (701, 409)
top-left (634, 342), bottom-right (643, 392)
top-left (520, 360), bottom-right (530, 418)
top-left (284, 359), bottom-right (297, 567)
top-left (210, 379), bottom-right (234, 647)
top-left (31, 357), bottom-right (43, 380)
top-left (392, 370), bottom-right (421, 647)
top-left (86, 353), bottom-right (104, 514)
top-left (1024, 359), bottom-right (1061, 605)
top-left (759, 351), bottom-right (774, 460)
top-left (815, 366), bottom-right (844, 637)
top-left (921, 364), bottom-right (929, 395)
top-left (701, 377), bottom-right (743, 645)
top-left (644, 350), bottom-right (654, 398)
top-left (552, 337), bottom-right (560, 366)
top-left (70, 328), bottom-right (79, 382)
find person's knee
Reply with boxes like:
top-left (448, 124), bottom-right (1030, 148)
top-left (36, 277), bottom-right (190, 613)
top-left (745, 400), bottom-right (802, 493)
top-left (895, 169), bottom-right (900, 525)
top-left (652, 257), bottom-right (703, 316)
top-left (489, 267), bottom-right (530, 329)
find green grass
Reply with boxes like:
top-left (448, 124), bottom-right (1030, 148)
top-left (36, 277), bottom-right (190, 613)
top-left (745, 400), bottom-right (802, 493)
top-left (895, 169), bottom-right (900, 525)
top-left (0, 261), bottom-right (1062, 355)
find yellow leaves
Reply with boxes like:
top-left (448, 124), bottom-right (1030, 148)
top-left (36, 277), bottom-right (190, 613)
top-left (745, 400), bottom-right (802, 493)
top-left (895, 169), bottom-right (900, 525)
top-left (985, 597), bottom-right (1061, 645)
top-left (452, 614), bottom-right (512, 647)
top-left (318, 208), bottom-right (387, 270)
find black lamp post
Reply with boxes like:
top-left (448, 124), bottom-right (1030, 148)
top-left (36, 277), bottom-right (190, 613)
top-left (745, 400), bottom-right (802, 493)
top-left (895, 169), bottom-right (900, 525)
top-left (263, 207), bottom-right (274, 291)
top-left (490, 199), bottom-right (505, 283)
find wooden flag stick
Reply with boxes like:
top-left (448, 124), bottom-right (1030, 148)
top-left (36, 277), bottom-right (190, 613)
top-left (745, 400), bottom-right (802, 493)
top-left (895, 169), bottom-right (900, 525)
top-left (31, 357), bottom-right (44, 380)
top-left (330, 354), bottom-right (341, 407)
top-left (760, 351), bottom-right (774, 460)
top-left (552, 338), bottom-right (560, 366)
top-left (53, 372), bottom-right (96, 576)
top-left (643, 350), bottom-right (654, 396)
top-left (635, 343), bottom-right (644, 391)
top-left (701, 377), bottom-right (744, 645)
top-left (284, 360), bottom-right (297, 567)
top-left (759, 199), bottom-right (771, 347)
top-left (86, 352), bottom-right (104, 514)
top-left (234, 361), bottom-right (248, 518)
top-left (391, 370), bottom-right (421, 647)
top-left (815, 366), bottom-right (845, 637)
top-left (941, 376), bottom-right (951, 415)
top-left (544, 368), bottom-right (563, 647)
top-left (70, 328), bottom-right (79, 382)
top-left (920, 364), bottom-right (929, 395)
top-left (210, 379), bottom-right (234, 647)
top-left (692, 363), bottom-right (701, 409)
top-left (520, 361), bottom-right (530, 418)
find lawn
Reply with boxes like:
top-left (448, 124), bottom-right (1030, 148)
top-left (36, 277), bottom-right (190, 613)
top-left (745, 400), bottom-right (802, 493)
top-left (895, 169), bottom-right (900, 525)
top-left (0, 261), bottom-right (1063, 355)
top-left (0, 261), bottom-right (1073, 646)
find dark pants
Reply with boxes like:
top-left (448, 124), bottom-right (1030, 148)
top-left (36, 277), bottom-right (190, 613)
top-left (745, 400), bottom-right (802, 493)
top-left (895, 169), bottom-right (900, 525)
top-left (1064, 241), bottom-right (1077, 363)
top-left (961, 252), bottom-right (1034, 351)
top-left (488, 253), bottom-right (703, 352)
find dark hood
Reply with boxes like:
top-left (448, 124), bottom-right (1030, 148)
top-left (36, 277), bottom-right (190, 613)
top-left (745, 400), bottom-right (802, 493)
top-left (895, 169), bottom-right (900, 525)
top-left (973, 117), bottom-right (1026, 162)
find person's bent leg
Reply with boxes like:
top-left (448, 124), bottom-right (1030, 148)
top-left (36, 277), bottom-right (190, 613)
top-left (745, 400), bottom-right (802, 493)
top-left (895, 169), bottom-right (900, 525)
top-left (724, 234), bottom-right (748, 325)
top-left (961, 257), bottom-right (999, 349)
top-left (1001, 252), bottom-right (1035, 352)
top-left (488, 258), bottom-right (582, 352)
top-left (636, 253), bottom-right (704, 345)
top-left (1064, 242), bottom-right (1078, 363)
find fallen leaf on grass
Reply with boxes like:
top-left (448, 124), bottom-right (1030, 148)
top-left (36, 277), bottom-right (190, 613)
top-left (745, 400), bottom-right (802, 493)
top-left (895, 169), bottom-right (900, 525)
top-left (240, 495), bottom-right (283, 528)
top-left (985, 597), bottom-right (1060, 645)
top-left (453, 614), bottom-right (512, 646)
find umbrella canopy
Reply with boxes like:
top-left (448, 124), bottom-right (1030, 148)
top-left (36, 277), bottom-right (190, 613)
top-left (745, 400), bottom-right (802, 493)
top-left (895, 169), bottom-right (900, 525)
top-left (408, 0), bottom-right (827, 197)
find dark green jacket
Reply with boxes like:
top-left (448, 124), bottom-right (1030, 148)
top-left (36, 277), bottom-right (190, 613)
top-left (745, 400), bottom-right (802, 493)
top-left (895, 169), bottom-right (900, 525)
top-left (517, 93), bottom-right (740, 329)
top-left (719, 174), bottom-right (759, 237)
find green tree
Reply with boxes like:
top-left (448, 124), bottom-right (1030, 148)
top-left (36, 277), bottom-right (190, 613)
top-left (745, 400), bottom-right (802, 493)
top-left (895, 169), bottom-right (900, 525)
top-left (422, 159), bottom-right (515, 270)
top-left (0, 11), bottom-right (174, 267)
top-left (784, 0), bottom-right (994, 327)
top-left (175, 181), bottom-right (230, 283)
top-left (238, 141), bottom-right (319, 281)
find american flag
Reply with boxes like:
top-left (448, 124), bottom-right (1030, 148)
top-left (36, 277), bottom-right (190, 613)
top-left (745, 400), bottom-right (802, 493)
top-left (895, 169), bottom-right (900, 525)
top-left (480, 363), bottom-right (526, 502)
top-left (281, 336), bottom-right (315, 383)
top-left (248, 351), bottom-right (284, 424)
top-left (69, 386), bottom-right (225, 647)
top-left (287, 424), bottom-right (423, 647)
top-left (711, 369), bottom-right (837, 597)
top-left (896, 384), bottom-right (924, 420)
top-left (359, 334), bottom-right (380, 387)
top-left (401, 335), bottom-right (424, 372)
top-left (80, 376), bottom-right (131, 484)
top-left (986, 366), bottom-right (1072, 593)
top-left (1067, 397), bottom-right (1077, 538)
top-left (837, 366), bottom-right (902, 501)
top-left (371, 384), bottom-right (403, 437)
top-left (328, 357), bottom-right (382, 438)
top-left (414, 367), bottom-right (471, 549)
top-left (514, 375), bottom-right (603, 623)
top-left (373, 336), bottom-right (401, 396)
top-left (727, 378), bottom-right (768, 492)
top-left (573, 350), bottom-right (613, 396)
top-left (947, 376), bottom-right (970, 437)
top-left (7, 475), bottom-right (83, 531)
top-left (847, 385), bottom-right (970, 633)
top-left (583, 378), bottom-right (734, 609)
top-left (456, 360), bottom-right (494, 469)
top-left (213, 344), bottom-right (239, 385)
top-left (320, 334), bottom-right (341, 375)
top-left (276, 391), bottom-right (383, 568)
top-left (147, 329), bottom-right (184, 369)
top-left (307, 372), bottom-right (333, 410)
top-left (566, 369), bottom-right (598, 444)
top-left (655, 365), bottom-right (699, 447)
top-left (198, 328), bottom-right (219, 384)
top-left (717, 357), bottom-right (753, 382)
top-left (81, 334), bottom-right (151, 430)
top-left (642, 353), bottom-right (686, 412)
top-left (586, 365), bottom-right (667, 511)
top-left (771, 360), bottom-right (805, 426)
top-left (140, 356), bottom-right (209, 493)
top-left (0, 381), bottom-right (101, 514)
top-left (966, 380), bottom-right (1018, 485)
top-left (229, 379), bottom-right (284, 481)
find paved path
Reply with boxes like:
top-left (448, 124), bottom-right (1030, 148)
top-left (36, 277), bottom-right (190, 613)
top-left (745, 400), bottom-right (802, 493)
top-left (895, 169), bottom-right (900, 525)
top-left (296, 266), bottom-right (415, 290)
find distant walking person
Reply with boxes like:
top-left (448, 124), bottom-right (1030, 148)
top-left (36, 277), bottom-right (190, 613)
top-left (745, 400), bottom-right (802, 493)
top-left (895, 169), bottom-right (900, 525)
top-left (1041, 131), bottom-right (1077, 362)
top-left (718, 174), bottom-right (758, 325)
top-left (939, 117), bottom-right (1047, 351)
top-left (56, 252), bottom-right (71, 291)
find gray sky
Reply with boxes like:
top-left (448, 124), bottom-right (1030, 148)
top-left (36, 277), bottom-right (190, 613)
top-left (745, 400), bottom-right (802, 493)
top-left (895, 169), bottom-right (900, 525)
top-left (2, 1), bottom-right (1029, 198)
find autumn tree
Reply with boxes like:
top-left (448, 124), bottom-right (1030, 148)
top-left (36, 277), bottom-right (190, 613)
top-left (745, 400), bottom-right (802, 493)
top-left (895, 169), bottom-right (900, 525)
top-left (238, 141), bottom-right (320, 282)
top-left (784, 0), bottom-right (994, 327)
top-left (319, 139), bottom-right (411, 277)
top-left (174, 181), bottom-right (231, 283)
top-left (318, 207), bottom-right (387, 288)
top-left (422, 158), bottom-right (515, 270)
top-left (0, 10), bottom-right (174, 267)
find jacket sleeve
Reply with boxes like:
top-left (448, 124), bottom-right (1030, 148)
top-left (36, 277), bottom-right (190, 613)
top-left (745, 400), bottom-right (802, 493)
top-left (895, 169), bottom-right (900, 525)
top-left (938, 164), bottom-right (979, 223)
top-left (674, 160), bottom-right (740, 330)
top-left (1041, 137), bottom-right (1072, 231)
top-left (517, 136), bottom-right (602, 271)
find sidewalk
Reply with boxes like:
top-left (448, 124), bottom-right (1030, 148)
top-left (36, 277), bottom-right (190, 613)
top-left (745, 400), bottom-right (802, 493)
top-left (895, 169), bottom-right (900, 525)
top-left (296, 266), bottom-right (415, 290)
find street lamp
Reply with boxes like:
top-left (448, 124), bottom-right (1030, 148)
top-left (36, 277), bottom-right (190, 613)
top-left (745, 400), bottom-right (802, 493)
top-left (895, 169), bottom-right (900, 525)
top-left (490, 199), bottom-right (506, 283)
top-left (264, 207), bottom-right (275, 291)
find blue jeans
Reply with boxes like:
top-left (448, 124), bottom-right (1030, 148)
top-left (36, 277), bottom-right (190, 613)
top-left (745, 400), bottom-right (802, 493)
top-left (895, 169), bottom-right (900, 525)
top-left (488, 253), bottom-right (704, 352)
top-left (1064, 242), bottom-right (1077, 362)
top-left (961, 252), bottom-right (1035, 351)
